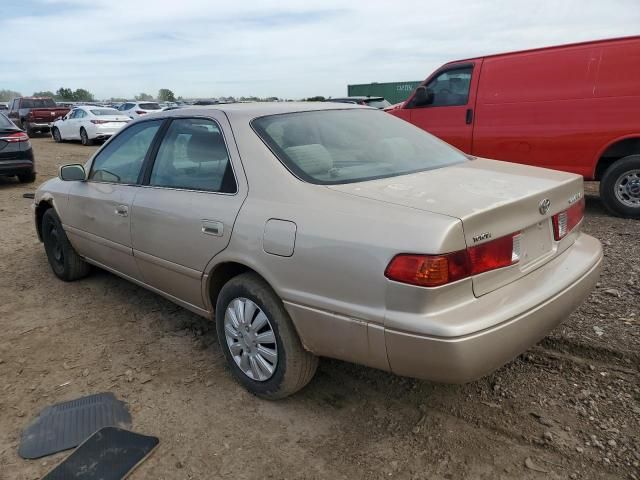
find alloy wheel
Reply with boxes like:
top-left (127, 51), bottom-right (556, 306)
top-left (224, 297), bottom-right (278, 381)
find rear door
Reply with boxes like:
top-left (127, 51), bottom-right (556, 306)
top-left (405, 62), bottom-right (482, 153)
top-left (131, 114), bottom-right (247, 309)
top-left (64, 119), bottom-right (164, 280)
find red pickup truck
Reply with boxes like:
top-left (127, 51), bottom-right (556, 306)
top-left (7, 97), bottom-right (69, 137)
top-left (389, 36), bottom-right (640, 218)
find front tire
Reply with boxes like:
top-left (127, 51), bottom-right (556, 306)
top-left (80, 128), bottom-right (93, 146)
top-left (600, 155), bottom-right (640, 219)
top-left (52, 127), bottom-right (62, 143)
top-left (215, 273), bottom-right (318, 399)
top-left (42, 208), bottom-right (91, 281)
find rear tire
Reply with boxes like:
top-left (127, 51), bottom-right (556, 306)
top-left (80, 128), bottom-right (93, 146)
top-left (52, 127), bottom-right (62, 143)
top-left (22, 120), bottom-right (31, 136)
top-left (42, 208), bottom-right (91, 281)
top-left (215, 273), bottom-right (318, 399)
top-left (18, 171), bottom-right (36, 183)
top-left (600, 155), bottom-right (640, 219)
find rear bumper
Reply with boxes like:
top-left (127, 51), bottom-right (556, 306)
top-left (28, 122), bottom-right (52, 129)
top-left (0, 154), bottom-right (34, 176)
top-left (385, 234), bottom-right (603, 382)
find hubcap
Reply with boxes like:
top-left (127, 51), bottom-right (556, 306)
top-left (614, 169), bottom-right (640, 208)
top-left (224, 298), bottom-right (277, 381)
top-left (49, 225), bottom-right (63, 264)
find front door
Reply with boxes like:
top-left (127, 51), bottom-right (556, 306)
top-left (406, 63), bottom-right (481, 153)
top-left (131, 114), bottom-right (247, 309)
top-left (64, 119), bottom-right (163, 280)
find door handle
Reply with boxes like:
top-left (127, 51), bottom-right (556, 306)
top-left (202, 220), bottom-right (223, 237)
top-left (115, 205), bottom-right (129, 217)
top-left (465, 108), bottom-right (473, 125)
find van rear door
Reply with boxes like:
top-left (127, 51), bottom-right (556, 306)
top-left (402, 60), bottom-right (483, 153)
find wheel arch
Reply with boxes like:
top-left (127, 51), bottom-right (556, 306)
top-left (204, 259), bottom-right (280, 315)
top-left (34, 197), bottom-right (55, 242)
top-left (593, 135), bottom-right (640, 180)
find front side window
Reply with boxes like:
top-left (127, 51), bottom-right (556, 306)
top-left (252, 109), bottom-right (467, 185)
top-left (423, 67), bottom-right (472, 107)
top-left (89, 120), bottom-right (162, 184)
top-left (149, 118), bottom-right (236, 193)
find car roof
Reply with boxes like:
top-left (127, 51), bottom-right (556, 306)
top-left (142, 101), bottom-right (366, 121)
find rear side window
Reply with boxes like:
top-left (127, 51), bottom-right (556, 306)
top-left (149, 118), bottom-right (236, 193)
top-left (89, 120), bottom-right (162, 184)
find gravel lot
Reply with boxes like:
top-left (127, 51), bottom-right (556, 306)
top-left (0, 137), bottom-right (638, 480)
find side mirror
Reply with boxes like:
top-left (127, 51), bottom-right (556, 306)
top-left (59, 164), bottom-right (86, 181)
top-left (413, 86), bottom-right (435, 107)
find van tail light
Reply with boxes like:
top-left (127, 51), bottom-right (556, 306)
top-left (0, 132), bottom-right (29, 143)
top-left (385, 232), bottom-right (521, 287)
top-left (552, 197), bottom-right (585, 240)
top-left (90, 120), bottom-right (109, 124)
top-left (135, 110), bottom-right (147, 115)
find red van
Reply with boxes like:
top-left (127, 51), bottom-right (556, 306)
top-left (389, 36), bottom-right (640, 218)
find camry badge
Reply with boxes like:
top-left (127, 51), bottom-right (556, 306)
top-left (539, 198), bottom-right (551, 215)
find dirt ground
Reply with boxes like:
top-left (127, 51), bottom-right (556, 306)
top-left (0, 137), bottom-right (638, 480)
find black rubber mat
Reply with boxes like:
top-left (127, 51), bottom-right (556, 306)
top-left (18, 392), bottom-right (131, 459)
top-left (42, 427), bottom-right (159, 480)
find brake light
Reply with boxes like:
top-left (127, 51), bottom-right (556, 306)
top-left (0, 132), bottom-right (29, 143)
top-left (135, 110), bottom-right (147, 115)
top-left (552, 197), bottom-right (585, 240)
top-left (90, 120), bottom-right (109, 124)
top-left (385, 232), bottom-right (521, 287)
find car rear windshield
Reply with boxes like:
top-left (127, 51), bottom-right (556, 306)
top-left (0, 113), bottom-right (15, 128)
top-left (21, 98), bottom-right (57, 108)
top-left (139, 103), bottom-right (161, 110)
top-left (252, 109), bottom-right (468, 185)
top-left (363, 98), bottom-right (391, 109)
top-left (90, 108), bottom-right (121, 116)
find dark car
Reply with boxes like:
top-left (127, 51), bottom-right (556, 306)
top-left (325, 96), bottom-right (391, 109)
top-left (0, 113), bottom-right (36, 183)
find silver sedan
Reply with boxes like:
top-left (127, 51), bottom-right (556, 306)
top-left (34, 103), bottom-right (602, 398)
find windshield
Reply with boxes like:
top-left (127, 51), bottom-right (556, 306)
top-left (252, 109), bottom-right (467, 185)
top-left (139, 103), bottom-right (161, 110)
top-left (22, 98), bottom-right (57, 108)
top-left (0, 113), bottom-right (16, 129)
top-left (363, 98), bottom-right (391, 109)
top-left (90, 108), bottom-right (121, 116)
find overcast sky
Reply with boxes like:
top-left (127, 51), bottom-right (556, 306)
top-left (1, 0), bottom-right (638, 99)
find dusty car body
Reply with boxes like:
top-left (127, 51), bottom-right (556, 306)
top-left (34, 103), bottom-right (602, 398)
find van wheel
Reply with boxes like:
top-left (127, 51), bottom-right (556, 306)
top-left (600, 155), bottom-right (640, 219)
top-left (215, 273), bottom-right (318, 399)
top-left (42, 209), bottom-right (91, 281)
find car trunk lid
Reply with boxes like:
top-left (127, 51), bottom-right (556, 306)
top-left (328, 158), bottom-right (584, 296)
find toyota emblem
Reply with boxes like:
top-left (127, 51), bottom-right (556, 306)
top-left (539, 198), bottom-right (551, 215)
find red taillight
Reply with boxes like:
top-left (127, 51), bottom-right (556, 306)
top-left (90, 120), bottom-right (109, 124)
top-left (552, 197), bottom-right (585, 240)
top-left (0, 132), bottom-right (29, 143)
top-left (135, 110), bottom-right (147, 115)
top-left (385, 232), bottom-right (521, 287)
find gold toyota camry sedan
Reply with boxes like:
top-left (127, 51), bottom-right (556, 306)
top-left (34, 103), bottom-right (603, 399)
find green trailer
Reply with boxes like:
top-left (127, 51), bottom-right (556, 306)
top-left (347, 81), bottom-right (421, 105)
